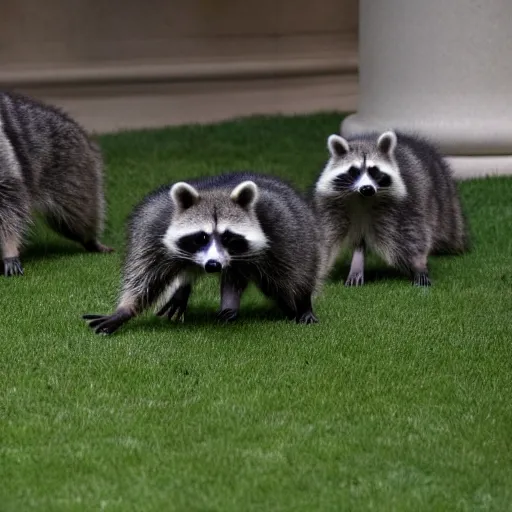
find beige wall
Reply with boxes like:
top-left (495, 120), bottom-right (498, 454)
top-left (1, 0), bottom-right (358, 132)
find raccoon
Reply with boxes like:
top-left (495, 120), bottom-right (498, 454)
top-left (313, 130), bottom-right (469, 287)
top-left (0, 91), bottom-right (112, 276)
top-left (83, 171), bottom-right (325, 335)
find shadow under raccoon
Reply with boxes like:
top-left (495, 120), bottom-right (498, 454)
top-left (328, 261), bottom-right (407, 285)
top-left (20, 241), bottom-right (93, 262)
top-left (121, 304), bottom-right (291, 334)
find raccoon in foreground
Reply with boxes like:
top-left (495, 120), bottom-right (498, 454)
top-left (313, 130), bottom-right (469, 287)
top-left (83, 171), bottom-right (326, 335)
top-left (0, 91), bottom-right (113, 276)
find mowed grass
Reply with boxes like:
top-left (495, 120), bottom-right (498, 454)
top-left (1, 113), bottom-right (512, 511)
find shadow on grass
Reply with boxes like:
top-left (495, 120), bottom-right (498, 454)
top-left (326, 251), bottom-right (472, 288)
top-left (21, 240), bottom-right (119, 264)
top-left (328, 261), bottom-right (408, 284)
top-left (137, 304), bottom-right (290, 332)
top-left (0, 241), bottom-right (88, 274)
top-left (80, 303), bottom-right (301, 337)
top-left (22, 241), bottom-right (86, 261)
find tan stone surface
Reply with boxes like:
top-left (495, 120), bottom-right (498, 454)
top-left (1, 0), bottom-right (358, 132)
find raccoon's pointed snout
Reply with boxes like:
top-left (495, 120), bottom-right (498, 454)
top-left (359, 185), bottom-right (376, 197)
top-left (205, 260), bottom-right (222, 273)
top-left (198, 238), bottom-right (229, 272)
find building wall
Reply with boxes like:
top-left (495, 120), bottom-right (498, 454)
top-left (1, 0), bottom-right (358, 133)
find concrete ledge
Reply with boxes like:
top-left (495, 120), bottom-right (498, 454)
top-left (0, 54), bottom-right (357, 88)
top-left (14, 74), bottom-right (358, 134)
top-left (343, 114), bottom-right (512, 180)
top-left (447, 156), bottom-right (512, 180)
top-left (342, 113), bottom-right (512, 156)
top-left (1, 50), bottom-right (358, 134)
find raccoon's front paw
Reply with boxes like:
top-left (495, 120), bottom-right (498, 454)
top-left (296, 311), bottom-right (318, 325)
top-left (217, 308), bottom-right (239, 323)
top-left (3, 257), bottom-right (24, 277)
top-left (82, 310), bottom-right (132, 335)
top-left (156, 286), bottom-right (191, 323)
top-left (156, 301), bottom-right (187, 323)
top-left (345, 271), bottom-right (364, 287)
top-left (413, 271), bottom-right (432, 287)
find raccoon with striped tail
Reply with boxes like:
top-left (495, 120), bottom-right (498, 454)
top-left (83, 171), bottom-right (326, 335)
top-left (0, 91), bottom-right (113, 276)
top-left (313, 130), bottom-right (469, 287)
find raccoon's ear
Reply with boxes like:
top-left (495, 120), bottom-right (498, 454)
top-left (170, 182), bottom-right (200, 211)
top-left (327, 134), bottom-right (350, 158)
top-left (377, 131), bottom-right (397, 156)
top-left (230, 180), bottom-right (259, 210)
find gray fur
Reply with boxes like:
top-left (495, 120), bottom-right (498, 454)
top-left (313, 130), bottom-right (469, 286)
top-left (84, 171), bottom-right (325, 335)
top-left (0, 91), bottom-right (112, 276)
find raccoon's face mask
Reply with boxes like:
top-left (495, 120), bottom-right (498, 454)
top-left (164, 181), bottom-right (268, 272)
top-left (317, 130), bottom-right (406, 200)
top-left (354, 164), bottom-right (393, 197)
top-left (330, 162), bottom-right (392, 197)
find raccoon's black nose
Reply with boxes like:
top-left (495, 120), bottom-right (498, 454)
top-left (205, 260), bottom-right (222, 273)
top-left (359, 185), bottom-right (376, 197)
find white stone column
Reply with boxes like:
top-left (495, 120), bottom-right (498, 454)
top-left (341, 0), bottom-right (512, 179)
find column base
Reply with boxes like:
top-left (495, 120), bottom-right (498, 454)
top-left (446, 156), bottom-right (512, 180)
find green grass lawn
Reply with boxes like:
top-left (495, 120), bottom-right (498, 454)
top-left (1, 113), bottom-right (512, 511)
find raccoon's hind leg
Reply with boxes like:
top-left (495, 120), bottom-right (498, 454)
top-left (409, 254), bottom-right (432, 287)
top-left (45, 211), bottom-right (114, 253)
top-left (397, 252), bottom-right (432, 287)
top-left (380, 222), bottom-right (432, 287)
top-left (345, 245), bottom-right (365, 287)
top-left (39, 148), bottom-right (113, 253)
top-left (44, 203), bottom-right (113, 254)
top-left (294, 293), bottom-right (318, 324)
top-left (256, 277), bottom-right (306, 322)
top-left (217, 270), bottom-right (248, 322)
top-left (2, 231), bottom-right (25, 277)
top-left (0, 178), bottom-right (30, 277)
top-left (83, 239), bottom-right (114, 254)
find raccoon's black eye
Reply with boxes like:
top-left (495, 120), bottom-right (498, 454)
top-left (347, 166), bottom-right (361, 179)
top-left (378, 174), bottom-right (392, 187)
top-left (221, 230), bottom-right (249, 255)
top-left (177, 231), bottom-right (210, 253)
top-left (367, 166), bottom-right (382, 180)
top-left (367, 166), bottom-right (392, 187)
top-left (193, 232), bottom-right (209, 246)
top-left (333, 166), bottom-right (360, 191)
